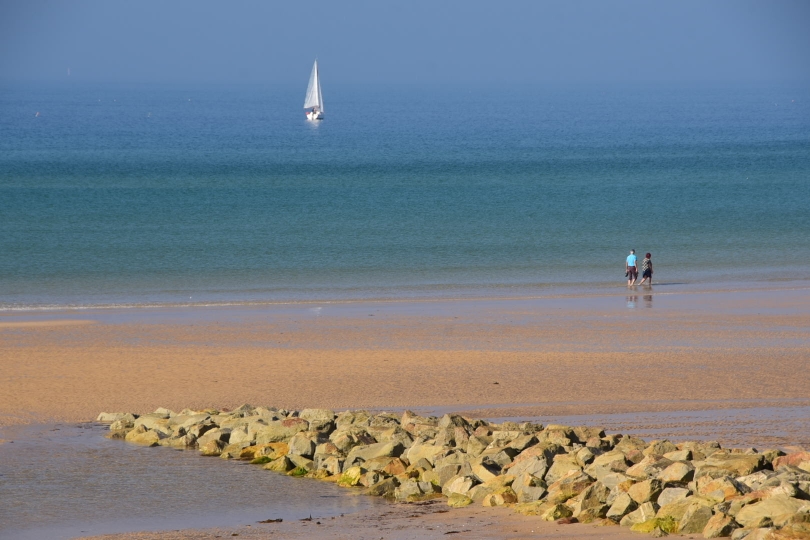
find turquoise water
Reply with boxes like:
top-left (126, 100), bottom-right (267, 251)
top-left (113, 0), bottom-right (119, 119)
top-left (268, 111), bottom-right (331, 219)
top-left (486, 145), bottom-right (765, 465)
top-left (1, 83), bottom-right (808, 309)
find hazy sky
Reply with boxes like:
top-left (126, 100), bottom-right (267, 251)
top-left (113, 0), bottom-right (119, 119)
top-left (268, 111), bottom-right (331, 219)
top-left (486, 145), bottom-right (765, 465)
top-left (1, 0), bottom-right (808, 84)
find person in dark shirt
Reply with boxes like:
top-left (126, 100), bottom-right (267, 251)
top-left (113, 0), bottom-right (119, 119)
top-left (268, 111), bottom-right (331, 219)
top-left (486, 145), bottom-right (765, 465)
top-left (638, 252), bottom-right (653, 286)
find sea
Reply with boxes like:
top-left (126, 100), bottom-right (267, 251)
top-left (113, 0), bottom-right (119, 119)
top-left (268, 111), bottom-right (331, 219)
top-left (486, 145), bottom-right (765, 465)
top-left (1, 82), bottom-right (809, 310)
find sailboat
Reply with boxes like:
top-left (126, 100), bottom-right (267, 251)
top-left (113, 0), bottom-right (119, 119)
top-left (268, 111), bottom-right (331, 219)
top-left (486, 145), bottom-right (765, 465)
top-left (304, 60), bottom-right (324, 120)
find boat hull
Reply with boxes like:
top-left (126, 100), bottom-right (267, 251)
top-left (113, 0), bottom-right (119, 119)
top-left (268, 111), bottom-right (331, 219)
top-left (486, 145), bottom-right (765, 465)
top-left (306, 111), bottom-right (324, 120)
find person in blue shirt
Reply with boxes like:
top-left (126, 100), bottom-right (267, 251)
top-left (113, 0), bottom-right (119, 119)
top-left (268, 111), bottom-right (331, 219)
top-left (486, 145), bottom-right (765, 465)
top-left (626, 249), bottom-right (638, 286)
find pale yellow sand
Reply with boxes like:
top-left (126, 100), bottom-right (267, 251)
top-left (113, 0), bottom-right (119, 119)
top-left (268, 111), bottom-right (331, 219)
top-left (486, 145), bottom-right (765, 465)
top-left (1, 290), bottom-right (807, 426)
top-left (2, 289), bottom-right (808, 540)
top-left (0, 319), bottom-right (95, 329)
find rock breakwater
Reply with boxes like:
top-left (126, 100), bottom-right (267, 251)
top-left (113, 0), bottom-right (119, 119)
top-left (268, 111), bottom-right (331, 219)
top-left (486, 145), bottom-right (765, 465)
top-left (98, 406), bottom-right (810, 539)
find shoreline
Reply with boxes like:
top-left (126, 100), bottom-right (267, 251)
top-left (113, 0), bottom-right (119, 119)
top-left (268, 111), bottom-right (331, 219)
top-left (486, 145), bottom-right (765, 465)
top-left (2, 278), bottom-right (808, 317)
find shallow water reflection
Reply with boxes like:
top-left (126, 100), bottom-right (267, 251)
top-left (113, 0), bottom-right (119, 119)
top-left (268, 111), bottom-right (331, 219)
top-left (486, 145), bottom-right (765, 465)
top-left (0, 423), bottom-right (380, 540)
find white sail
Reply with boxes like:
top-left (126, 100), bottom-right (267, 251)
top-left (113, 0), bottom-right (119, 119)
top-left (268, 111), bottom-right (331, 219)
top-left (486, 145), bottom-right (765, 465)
top-left (303, 60), bottom-right (324, 112)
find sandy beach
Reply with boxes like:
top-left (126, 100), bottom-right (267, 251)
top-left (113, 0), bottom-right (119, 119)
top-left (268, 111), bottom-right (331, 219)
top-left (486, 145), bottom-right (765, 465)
top-left (1, 286), bottom-right (808, 430)
top-left (1, 285), bottom-right (809, 539)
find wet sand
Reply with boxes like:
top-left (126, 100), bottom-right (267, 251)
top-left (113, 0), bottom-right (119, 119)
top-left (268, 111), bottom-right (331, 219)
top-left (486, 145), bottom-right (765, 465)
top-left (1, 286), bottom-right (808, 539)
top-left (1, 287), bottom-right (808, 429)
top-left (82, 499), bottom-right (645, 540)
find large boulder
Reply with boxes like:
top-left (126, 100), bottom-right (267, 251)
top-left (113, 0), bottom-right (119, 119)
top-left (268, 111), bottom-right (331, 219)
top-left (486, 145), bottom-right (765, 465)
top-left (124, 425), bottom-right (163, 446)
top-left (677, 503), bottom-right (713, 534)
top-left (628, 479), bottom-right (663, 504)
top-left (405, 441), bottom-right (447, 466)
top-left (620, 502), bottom-right (658, 527)
top-left (371, 426), bottom-right (413, 447)
top-left (507, 456), bottom-right (550, 479)
top-left (570, 482), bottom-right (610, 522)
top-left (664, 449), bottom-right (692, 462)
top-left (696, 453), bottom-right (766, 479)
top-left (656, 496), bottom-right (715, 523)
top-left (97, 412), bottom-right (137, 423)
top-left (658, 461), bottom-right (695, 484)
top-left (199, 439), bottom-right (225, 456)
top-left (627, 455), bottom-right (674, 480)
top-left (702, 513), bottom-right (739, 538)
top-left (540, 503), bottom-right (574, 521)
top-left (737, 471), bottom-right (779, 491)
top-left (299, 409), bottom-right (335, 433)
top-left (422, 463), bottom-right (460, 487)
top-left (345, 441), bottom-right (404, 468)
top-left (314, 454), bottom-right (342, 475)
top-left (680, 441), bottom-right (722, 461)
top-left (110, 418), bottom-right (134, 431)
top-left (255, 418), bottom-right (309, 444)
top-left (264, 456), bottom-right (294, 473)
top-left (697, 476), bottom-right (750, 502)
top-left (336, 465), bottom-right (364, 486)
top-left (773, 451), bottom-right (810, 472)
top-left (471, 461), bottom-right (501, 483)
top-left (538, 425), bottom-right (576, 446)
top-left (657, 487), bottom-right (690, 507)
top-left (574, 426), bottom-right (606, 443)
top-left (643, 440), bottom-right (679, 457)
top-left (288, 454), bottom-right (315, 473)
top-left (734, 495), bottom-right (807, 528)
top-left (394, 479), bottom-right (440, 502)
top-left (329, 427), bottom-right (375, 454)
top-left (167, 414), bottom-right (211, 431)
top-left (585, 450), bottom-right (630, 480)
top-left (227, 427), bottom-right (253, 446)
top-left (615, 436), bottom-right (649, 459)
top-left (367, 477), bottom-right (399, 498)
top-left (601, 472), bottom-right (632, 491)
top-left (164, 433), bottom-right (197, 449)
top-left (465, 435), bottom-right (491, 457)
top-left (482, 486), bottom-right (518, 507)
top-left (247, 442), bottom-right (288, 460)
top-left (197, 428), bottom-right (230, 448)
top-left (508, 434), bottom-right (539, 452)
top-left (575, 447), bottom-right (598, 466)
top-left (288, 431), bottom-right (319, 458)
top-left (512, 473), bottom-right (546, 503)
top-left (607, 492), bottom-right (637, 521)
top-left (505, 442), bottom-right (559, 476)
top-left (545, 453), bottom-right (582, 484)
top-left (219, 441), bottom-right (251, 459)
top-left (629, 517), bottom-right (678, 536)
top-left (442, 475), bottom-right (478, 497)
top-left (133, 415), bottom-right (172, 435)
top-left (336, 410), bottom-right (372, 428)
top-left (546, 469), bottom-right (594, 504)
top-left (437, 414), bottom-right (470, 430)
top-left (484, 447), bottom-right (518, 470)
top-left (385, 457), bottom-right (410, 476)
top-left (447, 493), bottom-right (473, 507)
top-left (253, 406), bottom-right (284, 421)
top-left (187, 421), bottom-right (217, 439)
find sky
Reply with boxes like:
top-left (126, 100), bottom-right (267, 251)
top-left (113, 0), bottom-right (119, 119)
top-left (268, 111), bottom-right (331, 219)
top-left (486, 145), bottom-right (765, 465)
top-left (1, 0), bottom-right (808, 84)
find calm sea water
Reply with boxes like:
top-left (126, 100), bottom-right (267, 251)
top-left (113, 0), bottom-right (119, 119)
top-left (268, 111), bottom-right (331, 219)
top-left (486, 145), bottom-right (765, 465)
top-left (1, 82), bottom-right (808, 309)
top-left (0, 423), bottom-right (378, 539)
